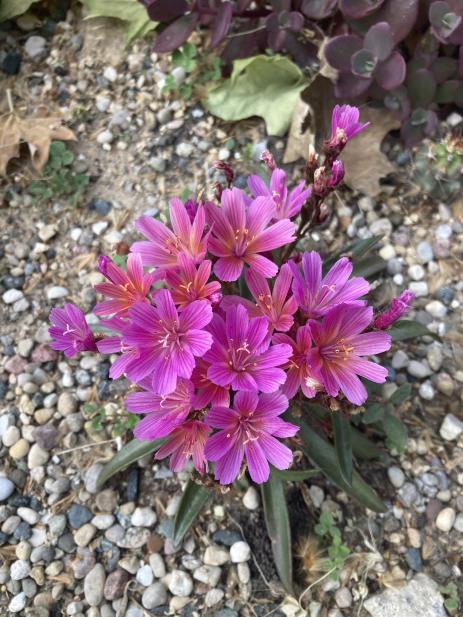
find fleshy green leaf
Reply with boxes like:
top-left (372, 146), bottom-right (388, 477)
top-left (350, 426), bottom-right (383, 459)
top-left (206, 55), bottom-right (308, 136)
top-left (332, 413), bottom-right (353, 485)
top-left (363, 403), bottom-right (386, 424)
top-left (0, 0), bottom-right (40, 21)
top-left (389, 319), bottom-right (439, 341)
top-left (80, 0), bottom-right (156, 45)
top-left (351, 255), bottom-right (387, 278)
top-left (173, 479), bottom-right (210, 546)
top-left (272, 468), bottom-right (320, 481)
top-left (324, 235), bottom-right (383, 270)
top-left (382, 415), bottom-right (407, 453)
top-left (388, 383), bottom-right (412, 405)
top-left (96, 438), bottom-right (163, 489)
top-left (292, 415), bottom-right (387, 512)
top-left (261, 471), bottom-right (294, 594)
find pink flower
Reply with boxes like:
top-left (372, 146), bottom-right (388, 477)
top-left (331, 104), bottom-right (369, 142)
top-left (206, 188), bottom-right (296, 281)
top-left (96, 317), bottom-right (140, 380)
top-left (247, 168), bottom-right (311, 220)
top-left (49, 303), bottom-right (97, 357)
top-left (122, 290), bottom-right (213, 395)
top-left (191, 358), bottom-right (230, 410)
top-left (94, 254), bottom-right (156, 317)
top-left (307, 304), bottom-right (392, 405)
top-left (273, 325), bottom-right (323, 399)
top-left (164, 254), bottom-right (221, 309)
top-left (155, 419), bottom-right (210, 473)
top-left (327, 160), bottom-right (345, 188)
top-left (290, 251), bottom-right (369, 318)
top-left (205, 391), bottom-right (298, 484)
top-left (126, 378), bottom-right (194, 440)
top-left (204, 304), bottom-right (293, 392)
top-left (131, 198), bottom-right (209, 270)
top-left (373, 289), bottom-right (415, 330)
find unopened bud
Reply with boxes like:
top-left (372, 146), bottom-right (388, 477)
top-left (260, 149), bottom-right (276, 171)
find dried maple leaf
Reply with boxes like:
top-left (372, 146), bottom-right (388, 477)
top-left (0, 100), bottom-right (76, 176)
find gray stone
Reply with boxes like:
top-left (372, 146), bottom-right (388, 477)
top-left (84, 464), bottom-right (104, 494)
top-left (57, 392), bottom-right (78, 415)
top-left (25, 36), bottom-right (47, 60)
top-left (168, 570), bottom-right (193, 596)
top-left (141, 582), bottom-right (168, 609)
top-left (335, 588), bottom-right (352, 609)
top-left (435, 507), bottom-right (455, 532)
top-left (11, 560), bottom-right (31, 580)
top-left (68, 504), bottom-right (92, 529)
top-left (439, 414), bottom-right (463, 441)
top-left (407, 360), bottom-right (432, 379)
top-left (391, 350), bottom-right (409, 370)
top-left (419, 381), bottom-right (435, 400)
top-left (84, 564), bottom-right (106, 607)
top-left (0, 477), bottom-right (15, 501)
top-left (408, 265), bottom-right (424, 281)
top-left (46, 286), bottom-right (68, 300)
top-left (149, 553), bottom-right (166, 578)
top-left (230, 541), bottom-right (251, 563)
top-left (175, 143), bottom-right (193, 158)
top-left (136, 564), bottom-right (153, 587)
top-left (9, 592), bottom-right (27, 613)
top-left (416, 241), bottom-right (433, 263)
top-left (28, 444), bottom-right (49, 468)
top-left (398, 482), bottom-right (419, 508)
top-left (425, 301), bottom-right (446, 320)
top-left (388, 466), bottom-right (405, 488)
top-left (204, 545), bottom-right (229, 566)
top-left (454, 513), bottom-right (463, 532)
top-left (309, 485), bottom-right (325, 508)
top-left (193, 565), bottom-right (221, 586)
top-left (370, 218), bottom-right (392, 236)
top-left (409, 281), bottom-right (428, 297)
top-left (131, 507), bottom-right (157, 527)
top-left (364, 574), bottom-right (446, 617)
top-left (3, 289), bottom-right (23, 304)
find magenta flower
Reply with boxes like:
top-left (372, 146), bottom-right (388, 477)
top-left (155, 419), bottom-right (210, 473)
top-left (373, 289), bottom-right (415, 330)
top-left (247, 168), bottom-right (312, 220)
top-left (126, 378), bottom-right (194, 440)
top-left (331, 104), bottom-right (369, 142)
top-left (289, 251), bottom-right (369, 318)
top-left (94, 254), bottom-right (156, 317)
top-left (131, 198), bottom-right (209, 270)
top-left (307, 304), bottom-right (392, 405)
top-left (204, 304), bottom-right (292, 392)
top-left (273, 325), bottom-right (323, 399)
top-left (205, 391), bottom-right (298, 484)
top-left (122, 290), bottom-right (213, 395)
top-left (191, 358), bottom-right (230, 410)
top-left (245, 264), bottom-right (297, 332)
top-left (206, 188), bottom-right (296, 281)
top-left (164, 254), bottom-right (221, 309)
top-left (49, 303), bottom-right (97, 357)
top-left (96, 317), bottom-right (140, 380)
top-left (327, 160), bottom-right (345, 188)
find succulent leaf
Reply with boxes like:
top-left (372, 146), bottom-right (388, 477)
top-left (141, 0), bottom-right (188, 22)
top-left (430, 56), bottom-right (458, 83)
top-left (340, 0), bottom-right (385, 19)
top-left (211, 1), bottom-right (233, 48)
top-left (324, 34), bottom-right (364, 72)
top-left (364, 21), bottom-right (394, 61)
top-left (335, 72), bottom-right (373, 97)
top-left (407, 68), bottom-right (437, 108)
top-left (436, 79), bottom-right (460, 103)
top-left (153, 14), bottom-right (199, 52)
top-left (351, 49), bottom-right (378, 78)
top-left (300, 0), bottom-right (338, 19)
top-left (375, 51), bottom-right (406, 90)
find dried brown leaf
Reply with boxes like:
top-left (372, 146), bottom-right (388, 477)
top-left (341, 107), bottom-right (400, 197)
top-left (0, 105), bottom-right (76, 176)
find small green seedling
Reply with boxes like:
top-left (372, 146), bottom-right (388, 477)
top-left (314, 511), bottom-right (351, 580)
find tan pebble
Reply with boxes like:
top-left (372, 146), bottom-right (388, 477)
top-left (9, 438), bottom-right (30, 460)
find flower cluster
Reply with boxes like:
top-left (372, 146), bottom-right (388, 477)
top-left (48, 106), bottom-right (405, 486)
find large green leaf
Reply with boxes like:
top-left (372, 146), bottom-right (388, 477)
top-left (272, 468), bottom-right (320, 481)
top-left (80, 0), bottom-right (157, 45)
top-left (206, 55), bottom-right (308, 136)
top-left (351, 255), bottom-right (387, 278)
top-left (0, 0), bottom-right (40, 21)
top-left (96, 438), bottom-right (163, 489)
top-left (261, 472), bottom-right (294, 594)
top-left (389, 319), bottom-right (439, 341)
top-left (292, 415), bottom-right (386, 512)
top-left (173, 479), bottom-right (210, 546)
top-left (324, 235), bottom-right (383, 270)
top-left (332, 413), bottom-right (353, 485)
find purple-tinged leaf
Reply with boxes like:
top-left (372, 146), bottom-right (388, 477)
top-left (460, 46), bottom-right (463, 76)
top-left (430, 57), bottom-right (458, 83)
top-left (401, 110), bottom-right (438, 147)
top-left (351, 49), bottom-right (377, 78)
top-left (301, 0), bottom-right (338, 19)
top-left (287, 11), bottom-right (304, 31)
top-left (153, 14), bottom-right (199, 52)
top-left (284, 32), bottom-right (318, 67)
top-left (340, 0), bottom-right (384, 19)
top-left (364, 22), bottom-right (394, 62)
top-left (211, 1), bottom-right (233, 48)
top-left (267, 27), bottom-right (287, 51)
top-left (222, 30), bottom-right (262, 63)
top-left (356, 0), bottom-right (419, 43)
top-left (271, 0), bottom-right (291, 11)
top-left (334, 72), bottom-right (372, 98)
top-left (384, 86), bottom-right (411, 119)
top-left (375, 51), bottom-right (406, 90)
top-left (429, 2), bottom-right (461, 42)
top-left (436, 79), bottom-right (460, 103)
top-left (141, 0), bottom-right (188, 22)
top-left (324, 35), bottom-right (363, 72)
top-left (455, 84), bottom-right (463, 107)
top-left (407, 68), bottom-right (437, 108)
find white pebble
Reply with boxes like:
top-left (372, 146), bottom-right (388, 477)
top-left (439, 414), bottom-right (463, 441)
top-left (242, 486), bottom-right (259, 510)
top-left (435, 507), bottom-right (456, 532)
top-left (230, 541), bottom-right (251, 563)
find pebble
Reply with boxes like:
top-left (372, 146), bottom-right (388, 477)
top-left (408, 265), bottom-right (424, 281)
top-left (11, 560), bottom-right (31, 580)
top-left (96, 96), bottom-right (111, 112)
top-left (9, 592), bottom-right (27, 613)
top-left (309, 485), bottom-right (325, 508)
top-left (84, 564), bottom-right (106, 606)
top-left (84, 464), bottom-right (104, 494)
top-left (167, 570), bottom-right (193, 596)
top-left (409, 282), bottom-right (428, 297)
top-left (388, 466), bottom-right (405, 488)
top-left (439, 414), bottom-right (463, 441)
top-left (370, 218), bottom-right (392, 236)
top-left (419, 381), bottom-right (435, 400)
top-left (230, 541), bottom-right (251, 563)
top-left (10, 439), bottom-right (30, 460)
top-left (68, 504), bottom-right (93, 529)
top-left (0, 477), bottom-right (15, 501)
top-left (425, 300), bottom-right (447, 320)
top-left (391, 350), bottom-right (409, 369)
top-left (103, 66), bottom-right (118, 82)
top-left (142, 582), bottom-right (168, 609)
top-left (206, 588), bottom-right (224, 606)
top-left (436, 373), bottom-right (454, 397)
top-left (104, 569), bottom-right (130, 600)
top-left (28, 444), bottom-right (49, 468)
top-left (25, 36), bottom-right (47, 60)
top-left (193, 565), bottom-right (221, 586)
top-left (97, 130), bottom-right (113, 145)
top-left (242, 486), bottom-right (259, 510)
top-left (176, 143), bottom-right (193, 157)
top-left (3, 289), bottom-right (24, 304)
top-left (335, 588), bottom-right (352, 609)
top-left (454, 513), bottom-right (463, 532)
top-left (435, 508), bottom-right (456, 532)
top-left (149, 553), bottom-right (166, 578)
top-left (204, 545), bottom-right (230, 566)
top-left (407, 360), bottom-right (432, 379)
top-left (46, 286), bottom-right (69, 300)
top-left (136, 564), bottom-right (154, 587)
top-left (131, 506), bottom-right (157, 527)
top-left (75, 523), bottom-right (96, 546)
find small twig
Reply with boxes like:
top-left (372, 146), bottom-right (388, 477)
top-left (54, 438), bottom-right (117, 456)
top-left (6, 89), bottom-right (14, 114)
top-left (227, 25), bottom-right (267, 38)
top-left (298, 565), bottom-right (337, 607)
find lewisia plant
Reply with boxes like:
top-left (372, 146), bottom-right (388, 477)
top-left (49, 105), bottom-right (417, 591)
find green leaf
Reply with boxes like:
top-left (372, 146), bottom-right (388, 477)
top-left (325, 235), bottom-right (383, 270)
top-left (351, 255), bottom-right (387, 278)
top-left (332, 413), bottom-right (353, 485)
top-left (389, 319), bottom-right (439, 341)
top-left (382, 415), bottom-right (407, 453)
top-left (261, 472), bottom-right (294, 594)
top-left (350, 426), bottom-right (383, 459)
top-left (272, 468), bottom-right (320, 481)
top-left (206, 55), bottom-right (308, 136)
top-left (292, 415), bottom-right (387, 513)
top-left (96, 438), bottom-right (163, 489)
top-left (0, 0), bottom-right (40, 21)
top-left (80, 0), bottom-right (157, 45)
top-left (173, 479), bottom-right (210, 546)
top-left (388, 383), bottom-right (412, 406)
top-left (363, 403), bottom-right (386, 425)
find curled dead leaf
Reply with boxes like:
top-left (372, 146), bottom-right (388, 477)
top-left (0, 101), bottom-right (76, 176)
